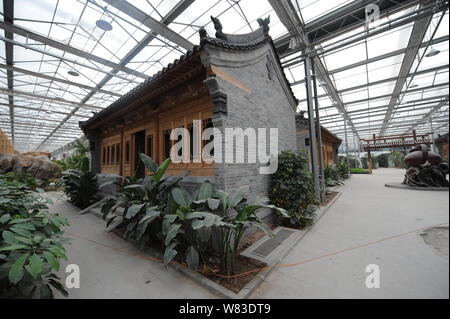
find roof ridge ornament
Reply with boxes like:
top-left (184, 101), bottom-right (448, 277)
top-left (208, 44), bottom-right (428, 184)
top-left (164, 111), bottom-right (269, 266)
top-left (257, 15), bottom-right (270, 34)
top-left (211, 16), bottom-right (227, 40)
top-left (200, 15), bottom-right (272, 44)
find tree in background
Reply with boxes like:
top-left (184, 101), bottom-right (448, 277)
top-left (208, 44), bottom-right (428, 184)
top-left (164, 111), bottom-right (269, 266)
top-left (378, 154), bottom-right (390, 168)
top-left (53, 141), bottom-right (89, 171)
top-left (270, 151), bottom-right (318, 227)
top-left (389, 151), bottom-right (406, 168)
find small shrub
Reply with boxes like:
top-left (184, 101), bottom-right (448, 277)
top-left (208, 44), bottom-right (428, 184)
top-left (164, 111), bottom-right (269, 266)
top-left (212, 187), bottom-right (287, 276)
top-left (338, 160), bottom-right (350, 180)
top-left (390, 151), bottom-right (405, 168)
top-left (270, 151), bottom-right (318, 227)
top-left (0, 176), bottom-right (69, 298)
top-left (324, 164), bottom-right (344, 187)
top-left (58, 157), bottom-right (98, 209)
top-left (54, 141), bottom-right (90, 171)
top-left (378, 154), bottom-right (390, 168)
top-left (371, 155), bottom-right (379, 169)
top-left (361, 157), bottom-right (368, 169)
top-left (350, 168), bottom-right (370, 174)
top-left (0, 172), bottom-right (41, 190)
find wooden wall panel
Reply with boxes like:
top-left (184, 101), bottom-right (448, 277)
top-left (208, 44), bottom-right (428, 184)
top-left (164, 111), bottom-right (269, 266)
top-left (100, 134), bottom-right (121, 175)
top-left (99, 91), bottom-right (215, 178)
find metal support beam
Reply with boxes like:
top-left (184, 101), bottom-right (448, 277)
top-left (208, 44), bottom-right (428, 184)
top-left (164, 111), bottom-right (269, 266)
top-left (329, 114), bottom-right (450, 131)
top-left (320, 100), bottom-right (447, 122)
top-left (269, 0), bottom-right (360, 142)
top-left (274, 0), bottom-right (421, 58)
top-left (269, 0), bottom-right (325, 199)
top-left (306, 0), bottom-right (420, 44)
top-left (403, 98), bottom-right (449, 134)
top-left (0, 114), bottom-right (81, 125)
top-left (0, 63), bottom-right (122, 97)
top-left (314, 56), bottom-right (361, 140)
top-left (0, 122), bottom-right (81, 132)
top-left (344, 120), bottom-right (351, 175)
top-left (0, 88), bottom-right (103, 110)
top-left (353, 132), bottom-right (358, 169)
top-left (305, 55), bottom-right (321, 200)
top-left (329, 116), bottom-right (450, 134)
top-left (0, 20), bottom-right (148, 79)
top-left (319, 83), bottom-right (449, 110)
top-left (312, 60), bottom-right (325, 201)
top-left (3, 0), bottom-right (14, 143)
top-left (294, 63), bottom-right (449, 100)
top-left (0, 35), bottom-right (143, 83)
top-left (325, 36), bottom-right (448, 76)
top-left (429, 118), bottom-right (437, 153)
top-left (104, 0), bottom-right (194, 51)
top-left (36, 0), bottom-right (196, 150)
top-left (380, 7), bottom-right (433, 135)
top-left (0, 102), bottom-right (90, 118)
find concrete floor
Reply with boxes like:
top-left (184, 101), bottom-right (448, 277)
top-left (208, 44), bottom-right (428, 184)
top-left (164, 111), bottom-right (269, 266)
top-left (49, 168), bottom-right (449, 299)
top-left (50, 197), bottom-right (216, 299)
top-left (250, 168), bottom-right (449, 299)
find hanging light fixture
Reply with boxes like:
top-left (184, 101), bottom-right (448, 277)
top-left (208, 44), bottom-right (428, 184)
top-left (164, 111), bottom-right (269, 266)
top-left (67, 70), bottom-right (79, 76)
top-left (410, 82), bottom-right (419, 88)
top-left (96, 19), bottom-right (113, 31)
top-left (425, 47), bottom-right (441, 57)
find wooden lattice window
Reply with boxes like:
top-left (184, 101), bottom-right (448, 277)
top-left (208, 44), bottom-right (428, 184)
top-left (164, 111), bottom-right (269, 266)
top-left (125, 142), bottom-right (130, 164)
top-left (146, 135), bottom-right (153, 159)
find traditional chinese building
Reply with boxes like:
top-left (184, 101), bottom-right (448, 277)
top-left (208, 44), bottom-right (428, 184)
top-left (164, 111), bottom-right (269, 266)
top-left (80, 17), bottom-right (298, 200)
top-left (435, 133), bottom-right (449, 159)
top-left (295, 112), bottom-right (342, 167)
top-left (0, 129), bottom-right (16, 154)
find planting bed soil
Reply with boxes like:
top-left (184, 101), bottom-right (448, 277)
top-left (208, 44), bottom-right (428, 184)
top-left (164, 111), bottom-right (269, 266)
top-left (203, 255), bottom-right (266, 293)
top-left (111, 224), bottom-right (268, 294)
top-left (322, 191), bottom-right (339, 206)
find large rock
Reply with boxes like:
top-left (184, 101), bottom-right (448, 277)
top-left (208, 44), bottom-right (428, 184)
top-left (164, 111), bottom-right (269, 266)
top-left (97, 173), bottom-right (121, 197)
top-left (0, 154), bottom-right (62, 180)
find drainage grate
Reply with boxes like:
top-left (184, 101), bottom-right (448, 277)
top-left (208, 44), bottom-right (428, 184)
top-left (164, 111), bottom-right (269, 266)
top-left (251, 228), bottom-right (295, 258)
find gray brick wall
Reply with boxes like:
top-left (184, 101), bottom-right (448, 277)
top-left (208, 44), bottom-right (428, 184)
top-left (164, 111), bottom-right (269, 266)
top-left (205, 47), bottom-right (297, 204)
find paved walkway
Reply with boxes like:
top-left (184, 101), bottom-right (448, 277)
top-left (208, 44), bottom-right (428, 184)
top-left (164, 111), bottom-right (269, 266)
top-left (49, 168), bottom-right (448, 299)
top-left (250, 168), bottom-right (449, 299)
top-left (49, 196), bottom-right (216, 299)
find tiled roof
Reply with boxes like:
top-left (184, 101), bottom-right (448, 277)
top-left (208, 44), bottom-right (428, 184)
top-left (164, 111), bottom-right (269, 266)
top-left (79, 46), bottom-right (202, 130)
top-left (80, 17), bottom-right (298, 130)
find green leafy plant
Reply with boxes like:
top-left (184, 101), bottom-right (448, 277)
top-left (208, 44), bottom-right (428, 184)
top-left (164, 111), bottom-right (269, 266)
top-left (378, 154), bottom-right (390, 168)
top-left (0, 172), bottom-right (41, 190)
top-left (54, 141), bottom-right (90, 171)
top-left (154, 182), bottom-right (287, 275)
top-left (324, 165), bottom-right (344, 187)
top-left (58, 157), bottom-right (98, 209)
top-left (371, 155), bottom-right (379, 169)
top-left (0, 177), bottom-right (69, 298)
top-left (338, 160), bottom-right (350, 180)
top-left (160, 183), bottom-right (228, 271)
top-left (270, 150), bottom-right (318, 227)
top-left (350, 168), bottom-right (370, 174)
top-left (101, 154), bottom-right (286, 276)
top-left (361, 157), bottom-right (368, 169)
top-left (210, 187), bottom-right (288, 276)
top-left (389, 151), bottom-right (405, 168)
top-left (100, 154), bottom-right (187, 247)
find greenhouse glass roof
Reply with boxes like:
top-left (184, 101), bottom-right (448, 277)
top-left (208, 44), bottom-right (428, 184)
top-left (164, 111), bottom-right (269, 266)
top-left (0, 0), bottom-right (448, 152)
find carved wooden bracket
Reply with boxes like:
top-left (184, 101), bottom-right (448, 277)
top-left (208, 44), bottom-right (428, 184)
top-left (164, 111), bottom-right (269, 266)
top-left (204, 76), bottom-right (227, 116)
